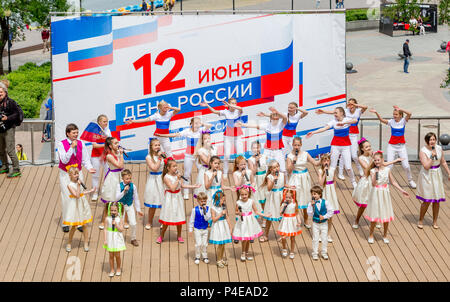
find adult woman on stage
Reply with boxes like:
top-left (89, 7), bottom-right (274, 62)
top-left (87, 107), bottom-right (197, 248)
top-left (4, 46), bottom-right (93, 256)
top-left (416, 132), bottom-right (450, 229)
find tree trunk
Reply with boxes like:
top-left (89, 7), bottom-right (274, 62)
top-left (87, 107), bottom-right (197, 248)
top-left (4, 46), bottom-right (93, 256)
top-left (0, 17), bottom-right (8, 76)
top-left (0, 41), bottom-right (5, 76)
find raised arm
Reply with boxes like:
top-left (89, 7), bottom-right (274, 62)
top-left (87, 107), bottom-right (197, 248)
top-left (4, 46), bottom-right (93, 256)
top-left (67, 183), bottom-right (81, 199)
top-left (170, 106), bottom-right (181, 116)
top-left (163, 175), bottom-right (180, 191)
top-left (270, 107), bottom-right (287, 124)
top-left (107, 152), bottom-right (124, 169)
top-left (369, 109), bottom-right (388, 125)
top-left (155, 132), bottom-right (180, 138)
top-left (393, 105), bottom-right (412, 122)
top-left (305, 124), bottom-right (331, 138)
top-left (224, 100), bottom-right (243, 114)
top-left (306, 153), bottom-right (321, 166)
top-left (146, 154), bottom-right (162, 171)
top-left (315, 109), bottom-right (335, 115)
top-left (318, 170), bottom-right (326, 187)
top-left (199, 101), bottom-right (220, 115)
top-left (355, 103), bottom-right (368, 114)
top-left (286, 156), bottom-right (294, 175)
top-left (419, 150), bottom-right (434, 170)
top-left (235, 121), bottom-right (261, 130)
top-left (298, 108), bottom-right (308, 119)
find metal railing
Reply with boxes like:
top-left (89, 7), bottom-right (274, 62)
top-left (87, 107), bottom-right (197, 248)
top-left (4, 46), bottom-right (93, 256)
top-left (16, 116), bottom-right (450, 166)
top-left (16, 119), bottom-right (55, 165)
top-left (360, 116), bottom-right (450, 161)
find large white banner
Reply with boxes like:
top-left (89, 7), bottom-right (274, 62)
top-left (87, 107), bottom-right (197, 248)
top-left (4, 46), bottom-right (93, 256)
top-left (51, 14), bottom-right (346, 160)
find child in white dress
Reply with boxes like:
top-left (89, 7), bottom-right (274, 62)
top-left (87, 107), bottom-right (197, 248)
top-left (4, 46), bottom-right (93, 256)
top-left (103, 202), bottom-right (126, 277)
top-left (277, 189), bottom-right (302, 259)
top-left (144, 138), bottom-right (165, 230)
top-left (417, 132), bottom-right (450, 229)
top-left (233, 156), bottom-right (260, 216)
top-left (248, 141), bottom-right (268, 215)
top-left (286, 137), bottom-right (319, 227)
top-left (65, 167), bottom-right (95, 253)
top-left (232, 186), bottom-right (270, 262)
top-left (99, 137), bottom-right (124, 230)
top-left (157, 158), bottom-right (201, 244)
top-left (260, 160), bottom-right (295, 242)
top-left (318, 154), bottom-right (338, 243)
top-left (352, 138), bottom-right (402, 228)
top-left (194, 131), bottom-right (215, 197)
top-left (365, 151), bottom-right (410, 244)
top-left (209, 190), bottom-right (233, 268)
top-left (204, 156), bottom-right (232, 208)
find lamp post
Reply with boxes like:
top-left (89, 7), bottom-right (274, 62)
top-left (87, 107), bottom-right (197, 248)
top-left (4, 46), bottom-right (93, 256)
top-left (5, 9), bottom-right (12, 73)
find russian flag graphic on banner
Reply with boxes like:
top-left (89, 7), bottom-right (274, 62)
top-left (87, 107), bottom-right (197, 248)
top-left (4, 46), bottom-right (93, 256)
top-left (52, 16), bottom-right (113, 72)
top-left (52, 15), bottom-right (173, 75)
top-left (261, 41), bottom-right (293, 98)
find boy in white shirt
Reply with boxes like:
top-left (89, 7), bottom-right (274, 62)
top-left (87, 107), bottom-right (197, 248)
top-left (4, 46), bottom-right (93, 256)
top-left (189, 192), bottom-right (212, 264)
top-left (307, 185), bottom-right (334, 260)
top-left (116, 169), bottom-right (143, 246)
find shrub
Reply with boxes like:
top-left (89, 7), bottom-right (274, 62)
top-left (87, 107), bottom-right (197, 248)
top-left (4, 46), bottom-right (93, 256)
top-left (0, 62), bottom-right (51, 118)
top-left (346, 8), bottom-right (380, 22)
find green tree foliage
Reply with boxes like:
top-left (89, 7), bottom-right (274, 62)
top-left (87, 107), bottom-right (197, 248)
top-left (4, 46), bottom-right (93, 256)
top-left (439, 0), bottom-right (449, 24)
top-left (1, 62), bottom-right (51, 118)
top-left (0, 0), bottom-right (70, 75)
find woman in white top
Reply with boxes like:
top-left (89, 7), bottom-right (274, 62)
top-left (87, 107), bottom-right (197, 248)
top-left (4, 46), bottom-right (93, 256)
top-left (417, 132), bottom-right (450, 229)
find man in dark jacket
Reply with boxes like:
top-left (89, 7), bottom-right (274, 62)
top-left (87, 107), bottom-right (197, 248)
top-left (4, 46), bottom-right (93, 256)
top-left (0, 82), bottom-right (21, 178)
top-left (403, 39), bottom-right (411, 73)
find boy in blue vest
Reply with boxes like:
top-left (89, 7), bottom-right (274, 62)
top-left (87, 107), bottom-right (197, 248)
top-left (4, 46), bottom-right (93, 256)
top-left (307, 185), bottom-right (334, 260)
top-left (116, 169), bottom-right (143, 246)
top-left (188, 192), bottom-right (211, 264)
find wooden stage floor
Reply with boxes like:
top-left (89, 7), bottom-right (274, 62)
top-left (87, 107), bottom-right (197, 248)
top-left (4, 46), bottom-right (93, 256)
top-left (0, 162), bottom-right (448, 282)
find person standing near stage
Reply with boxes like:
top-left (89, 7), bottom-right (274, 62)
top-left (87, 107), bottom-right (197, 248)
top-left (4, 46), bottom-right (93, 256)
top-left (58, 123), bottom-right (96, 232)
top-left (403, 39), bottom-right (412, 73)
top-left (416, 132), bottom-right (450, 230)
top-left (0, 82), bottom-right (22, 178)
top-left (446, 41), bottom-right (450, 64)
top-left (41, 27), bottom-right (50, 53)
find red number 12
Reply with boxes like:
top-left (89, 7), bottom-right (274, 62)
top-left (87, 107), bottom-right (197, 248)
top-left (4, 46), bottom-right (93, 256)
top-left (133, 49), bottom-right (185, 96)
